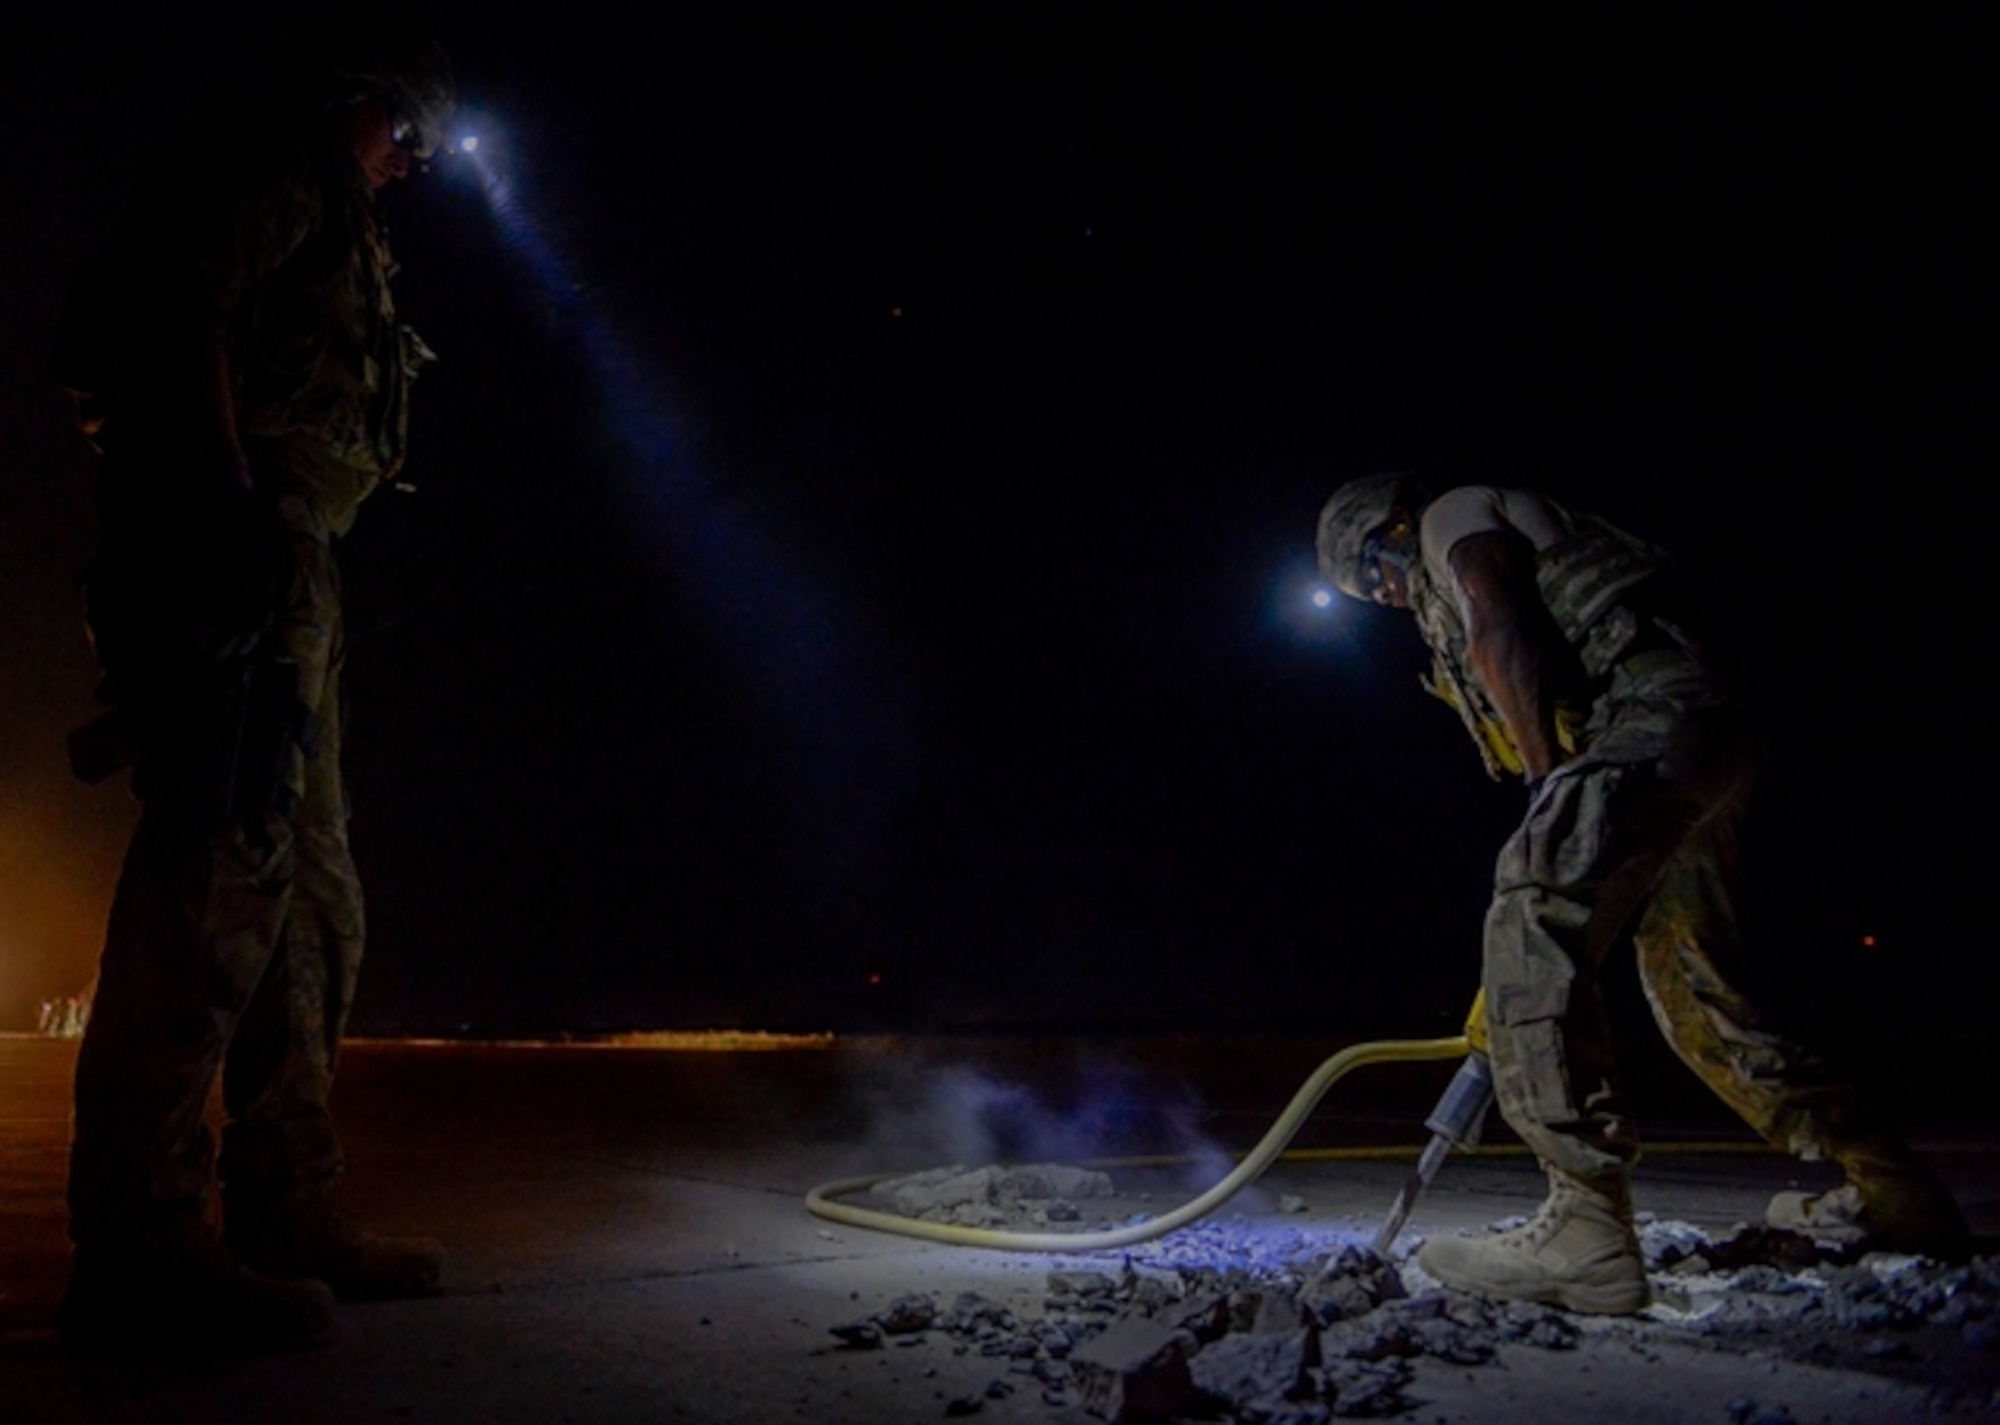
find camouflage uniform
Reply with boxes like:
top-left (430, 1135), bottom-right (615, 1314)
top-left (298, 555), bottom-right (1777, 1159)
top-left (1404, 493), bottom-right (1875, 1195)
top-left (65, 116), bottom-right (419, 1266)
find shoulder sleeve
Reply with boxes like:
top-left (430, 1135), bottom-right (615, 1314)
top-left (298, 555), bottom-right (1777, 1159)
top-left (1419, 485), bottom-right (1578, 581)
top-left (1417, 486), bottom-right (1511, 583)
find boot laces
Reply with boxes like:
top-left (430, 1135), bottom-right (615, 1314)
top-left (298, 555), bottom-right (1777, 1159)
top-left (1510, 1179), bottom-right (1625, 1253)
top-left (1499, 1188), bottom-right (1571, 1251)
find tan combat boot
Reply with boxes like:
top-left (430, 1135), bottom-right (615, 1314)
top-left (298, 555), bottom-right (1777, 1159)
top-left (1417, 1168), bottom-right (1650, 1316)
top-left (1768, 1139), bottom-right (1967, 1257)
top-left (229, 1204), bottom-right (445, 1302)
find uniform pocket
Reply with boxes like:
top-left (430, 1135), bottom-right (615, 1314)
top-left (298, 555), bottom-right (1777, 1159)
top-left (1493, 1014), bottom-right (1580, 1125)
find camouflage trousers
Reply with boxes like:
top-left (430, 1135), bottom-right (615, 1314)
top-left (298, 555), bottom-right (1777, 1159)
top-left (1482, 649), bottom-right (1873, 1193)
top-left (68, 526), bottom-right (363, 1262)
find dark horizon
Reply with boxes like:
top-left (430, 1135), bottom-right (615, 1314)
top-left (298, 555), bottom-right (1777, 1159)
top-left (2, 5), bottom-right (1991, 1084)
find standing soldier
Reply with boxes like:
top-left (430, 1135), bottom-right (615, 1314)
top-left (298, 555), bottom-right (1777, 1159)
top-left (1315, 475), bottom-right (1966, 1315)
top-left (55, 17), bottom-right (456, 1353)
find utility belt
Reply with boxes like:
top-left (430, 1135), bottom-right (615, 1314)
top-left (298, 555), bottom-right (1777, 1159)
top-left (1573, 575), bottom-right (1705, 677)
top-left (1603, 609), bottom-right (1705, 681)
top-left (1615, 645), bottom-right (1696, 683)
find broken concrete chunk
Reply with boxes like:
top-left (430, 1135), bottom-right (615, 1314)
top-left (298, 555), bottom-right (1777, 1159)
top-left (827, 1205), bottom-right (2000, 1419)
top-left (1495, 1299), bottom-right (1578, 1349)
top-left (1228, 1285), bottom-right (1307, 1335)
top-left (947, 1201), bottom-right (1005, 1228)
top-left (1049, 1269), bottom-right (1119, 1297)
top-left (875, 1292), bottom-right (939, 1335)
top-left (1241, 1401), bottom-right (1334, 1425)
top-left (1256, 1288), bottom-right (1309, 1335)
top-left (828, 1320), bottom-right (884, 1349)
top-left (871, 1162), bottom-right (1116, 1227)
top-left (1526, 1316), bottom-right (1580, 1350)
top-left (1725, 1400), bottom-right (1798, 1425)
top-left (997, 1164), bottom-right (1116, 1203)
top-left (1639, 1216), bottom-right (1714, 1270)
top-left (873, 1165), bottom-right (999, 1217)
top-left (1440, 1293), bottom-right (1494, 1331)
top-left (1158, 1291), bottom-right (1231, 1345)
top-left (1034, 1356), bottom-right (1072, 1385)
top-left (1319, 1356), bottom-right (1414, 1418)
top-left (1124, 1272), bottom-right (1180, 1314)
top-left (1321, 1313), bottom-right (1416, 1364)
top-left (1069, 1317), bottom-right (1196, 1422)
top-left (1301, 1248), bottom-right (1405, 1326)
top-left (1410, 1316), bottom-right (1494, 1365)
top-left (866, 1164), bottom-right (964, 1199)
top-left (943, 1291), bottom-right (1016, 1335)
top-left (1189, 1327), bottom-right (1320, 1412)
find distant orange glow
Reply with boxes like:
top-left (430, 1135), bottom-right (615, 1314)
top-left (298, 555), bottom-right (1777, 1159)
top-left (0, 795), bottom-right (130, 1030)
top-left (867, 972), bottom-right (884, 986)
top-left (357, 1031), bottom-right (836, 1052)
top-left (1860, 935), bottom-right (1878, 949)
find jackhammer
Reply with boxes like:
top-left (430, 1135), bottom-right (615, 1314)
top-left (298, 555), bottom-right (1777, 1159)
top-left (807, 994), bottom-right (1499, 1254)
top-left (1370, 992), bottom-right (1494, 1255)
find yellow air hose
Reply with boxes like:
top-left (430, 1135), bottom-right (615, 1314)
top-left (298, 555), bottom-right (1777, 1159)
top-left (805, 1034), bottom-right (1472, 1251)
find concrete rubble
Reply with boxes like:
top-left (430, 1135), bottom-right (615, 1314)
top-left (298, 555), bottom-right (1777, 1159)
top-left (829, 1165), bottom-right (2000, 1421)
top-left (870, 1163), bottom-right (1118, 1228)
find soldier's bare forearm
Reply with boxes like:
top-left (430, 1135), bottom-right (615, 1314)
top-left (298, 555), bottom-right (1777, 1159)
top-left (1469, 623), bottom-right (1562, 779)
top-left (1449, 529), bottom-right (1569, 782)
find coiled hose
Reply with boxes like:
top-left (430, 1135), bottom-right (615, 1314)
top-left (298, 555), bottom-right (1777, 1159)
top-left (806, 1034), bottom-right (1471, 1251)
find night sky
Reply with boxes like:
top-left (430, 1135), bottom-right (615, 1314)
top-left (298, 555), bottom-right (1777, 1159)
top-left (2, 6), bottom-right (1993, 1075)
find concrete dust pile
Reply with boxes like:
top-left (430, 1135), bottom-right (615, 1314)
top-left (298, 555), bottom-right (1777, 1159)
top-left (871, 1164), bottom-right (1118, 1229)
top-left (829, 1171), bottom-right (2000, 1421)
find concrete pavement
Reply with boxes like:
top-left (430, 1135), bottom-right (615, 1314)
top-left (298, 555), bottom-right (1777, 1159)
top-left (2, 1033), bottom-right (1994, 1422)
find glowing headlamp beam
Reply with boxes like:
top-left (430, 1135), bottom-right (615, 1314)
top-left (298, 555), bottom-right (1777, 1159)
top-left (456, 139), bottom-right (915, 887)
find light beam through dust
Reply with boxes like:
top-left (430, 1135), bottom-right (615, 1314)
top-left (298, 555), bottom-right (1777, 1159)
top-left (451, 128), bottom-right (917, 904)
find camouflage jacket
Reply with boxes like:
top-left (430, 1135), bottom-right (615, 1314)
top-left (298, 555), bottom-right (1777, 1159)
top-left (213, 143), bottom-right (414, 480)
top-left (1407, 503), bottom-right (1677, 780)
top-left (60, 117), bottom-right (427, 536)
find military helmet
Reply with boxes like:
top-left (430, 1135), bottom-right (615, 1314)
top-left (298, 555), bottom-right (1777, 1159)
top-left (282, 13), bottom-right (458, 161)
top-left (331, 32), bottom-right (458, 160)
top-left (1315, 472), bottom-right (1427, 600)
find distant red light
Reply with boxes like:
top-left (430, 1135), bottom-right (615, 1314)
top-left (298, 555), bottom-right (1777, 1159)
top-left (867, 972), bottom-right (883, 986)
top-left (1860, 935), bottom-right (1878, 949)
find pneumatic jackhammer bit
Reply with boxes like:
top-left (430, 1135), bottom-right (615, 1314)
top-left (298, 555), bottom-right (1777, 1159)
top-left (1371, 1047), bottom-right (1494, 1258)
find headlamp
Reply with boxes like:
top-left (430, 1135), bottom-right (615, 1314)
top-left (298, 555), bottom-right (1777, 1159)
top-left (1357, 527), bottom-right (1394, 597)
top-left (389, 112), bottom-right (424, 154)
top-left (1357, 514), bottom-right (1416, 598)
